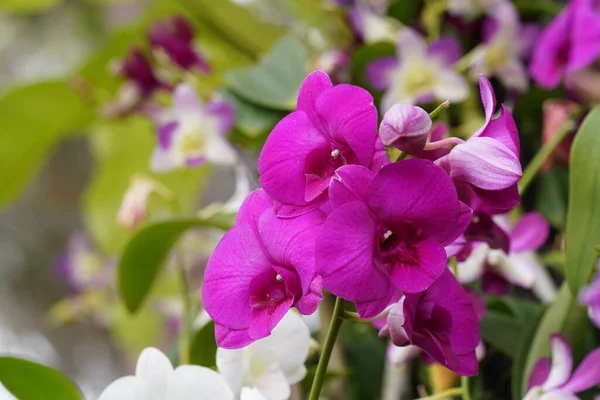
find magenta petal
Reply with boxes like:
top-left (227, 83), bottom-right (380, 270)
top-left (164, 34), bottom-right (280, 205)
top-left (314, 83), bottom-right (378, 167)
top-left (568, 6), bottom-right (600, 72)
top-left (356, 284), bottom-right (400, 319)
top-left (528, 357), bottom-right (551, 390)
top-left (366, 57), bottom-right (398, 90)
top-left (453, 351), bottom-right (479, 376)
top-left (173, 83), bottom-right (202, 111)
top-left (449, 137), bottom-right (522, 190)
top-left (215, 323), bottom-right (253, 349)
top-left (273, 200), bottom-right (325, 218)
top-left (297, 70), bottom-right (333, 128)
top-left (561, 347), bottom-right (600, 393)
top-left (428, 37), bottom-right (461, 65)
top-left (249, 296), bottom-right (294, 340)
top-left (445, 202), bottom-right (473, 247)
top-left (478, 105), bottom-right (520, 157)
top-left (510, 212), bottom-right (550, 252)
top-left (235, 189), bottom-right (273, 230)
top-left (258, 207), bottom-right (325, 293)
top-left (388, 234), bottom-right (447, 293)
top-left (203, 224), bottom-right (272, 329)
top-left (316, 201), bottom-right (389, 303)
top-left (258, 111), bottom-right (328, 206)
top-left (329, 165), bottom-right (375, 210)
top-left (296, 275), bottom-right (324, 315)
top-left (471, 184), bottom-right (520, 213)
top-left (367, 160), bottom-right (461, 243)
top-left (158, 121), bottom-right (178, 149)
top-left (476, 75), bottom-right (497, 135)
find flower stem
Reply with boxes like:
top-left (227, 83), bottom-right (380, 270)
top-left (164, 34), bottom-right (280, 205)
top-left (308, 296), bottom-right (345, 400)
top-left (429, 100), bottom-right (451, 120)
top-left (178, 261), bottom-right (191, 365)
top-left (415, 387), bottom-right (463, 400)
top-left (392, 151), bottom-right (408, 162)
top-left (461, 376), bottom-right (471, 400)
top-left (518, 117), bottom-right (577, 195)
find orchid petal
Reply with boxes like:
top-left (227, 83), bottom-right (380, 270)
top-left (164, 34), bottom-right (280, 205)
top-left (167, 366), bottom-right (234, 400)
top-left (366, 57), bottom-right (398, 90)
top-left (542, 334), bottom-right (573, 391)
top-left (561, 347), bottom-right (600, 393)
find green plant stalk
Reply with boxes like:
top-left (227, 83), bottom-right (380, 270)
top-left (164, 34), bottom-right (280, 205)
top-left (429, 100), bottom-right (451, 120)
top-left (308, 297), bottom-right (345, 400)
top-left (178, 261), bottom-right (192, 365)
top-left (461, 376), bottom-right (472, 400)
top-left (519, 118), bottom-right (577, 195)
top-left (392, 151), bottom-right (408, 162)
top-left (416, 387), bottom-right (463, 400)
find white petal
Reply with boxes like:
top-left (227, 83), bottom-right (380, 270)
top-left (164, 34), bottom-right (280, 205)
top-left (167, 366), bottom-right (234, 400)
top-left (488, 249), bottom-right (537, 288)
top-left (204, 134), bottom-right (237, 166)
top-left (522, 386), bottom-right (544, 400)
top-left (386, 343), bottom-right (420, 366)
top-left (251, 311), bottom-right (310, 384)
top-left (542, 335), bottom-right (573, 391)
top-left (240, 387), bottom-right (269, 400)
top-left (135, 347), bottom-right (173, 397)
top-left (150, 147), bottom-right (180, 173)
top-left (97, 376), bottom-right (150, 400)
top-left (457, 242), bottom-right (488, 283)
top-left (216, 348), bottom-right (245, 396)
top-left (521, 252), bottom-right (558, 304)
top-left (433, 69), bottom-right (469, 103)
top-left (254, 364), bottom-right (290, 400)
top-left (540, 391), bottom-right (579, 400)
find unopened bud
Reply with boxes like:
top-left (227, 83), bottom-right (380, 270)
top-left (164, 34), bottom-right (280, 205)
top-left (379, 104), bottom-right (432, 154)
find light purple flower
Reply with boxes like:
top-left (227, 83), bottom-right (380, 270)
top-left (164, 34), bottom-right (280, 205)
top-left (151, 84), bottom-right (236, 172)
top-left (258, 70), bottom-right (384, 216)
top-left (379, 104), bottom-right (432, 154)
top-left (315, 160), bottom-right (471, 317)
top-left (525, 334), bottom-right (600, 399)
top-left (202, 190), bottom-right (325, 349)
top-left (579, 259), bottom-right (600, 328)
top-left (530, 0), bottom-right (600, 89)
top-left (149, 16), bottom-right (211, 73)
top-left (436, 75), bottom-right (522, 213)
top-left (469, 0), bottom-right (536, 92)
top-left (456, 212), bottom-right (550, 296)
top-left (379, 269), bottom-right (480, 376)
top-left (367, 28), bottom-right (468, 110)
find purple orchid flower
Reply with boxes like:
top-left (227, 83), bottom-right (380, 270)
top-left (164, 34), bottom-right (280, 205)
top-left (379, 269), bottom-right (480, 376)
top-left (202, 190), bottom-right (325, 349)
top-left (149, 16), bottom-right (211, 73)
top-left (379, 103), bottom-right (432, 154)
top-left (436, 75), bottom-right (522, 213)
top-left (258, 70), bottom-right (385, 216)
top-left (120, 47), bottom-right (169, 96)
top-left (366, 28), bottom-right (468, 110)
top-left (469, 0), bottom-right (537, 92)
top-left (579, 259), bottom-right (600, 328)
top-left (525, 334), bottom-right (600, 399)
top-left (151, 84), bottom-right (236, 172)
top-left (315, 160), bottom-right (471, 318)
top-left (456, 212), bottom-right (550, 297)
top-left (530, 0), bottom-right (600, 89)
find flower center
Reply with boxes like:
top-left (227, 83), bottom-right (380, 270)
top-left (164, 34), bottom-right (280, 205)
top-left (379, 226), bottom-right (421, 267)
top-left (178, 129), bottom-right (205, 155)
top-left (403, 66), bottom-right (435, 95)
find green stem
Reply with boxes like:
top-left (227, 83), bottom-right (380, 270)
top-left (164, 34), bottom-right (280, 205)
top-left (392, 151), bottom-right (408, 162)
top-left (450, 257), bottom-right (458, 276)
top-left (415, 387), bottom-right (463, 400)
top-left (178, 262), bottom-right (191, 365)
top-left (429, 100), bottom-right (451, 120)
top-left (518, 116), bottom-right (577, 195)
top-left (308, 297), bottom-right (345, 400)
top-left (461, 376), bottom-right (471, 400)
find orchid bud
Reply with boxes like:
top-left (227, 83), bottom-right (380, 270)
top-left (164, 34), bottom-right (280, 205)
top-left (379, 104), bottom-right (432, 154)
top-left (117, 175), bottom-right (171, 230)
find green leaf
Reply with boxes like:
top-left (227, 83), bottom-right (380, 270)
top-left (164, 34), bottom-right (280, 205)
top-left (0, 0), bottom-right (61, 14)
top-left (536, 167), bottom-right (569, 229)
top-left (511, 304), bottom-right (545, 400)
top-left (0, 80), bottom-right (94, 208)
top-left (350, 43), bottom-right (396, 107)
top-left (521, 283), bottom-right (589, 395)
top-left (0, 357), bottom-right (82, 400)
top-left (226, 37), bottom-right (308, 111)
top-left (118, 215), bottom-right (234, 313)
top-left (387, 0), bottom-right (422, 24)
top-left (565, 106), bottom-right (600, 294)
top-left (221, 90), bottom-right (284, 138)
top-left (190, 320), bottom-right (218, 368)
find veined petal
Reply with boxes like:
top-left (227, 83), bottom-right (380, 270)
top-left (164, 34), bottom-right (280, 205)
top-left (561, 347), bottom-right (600, 393)
top-left (258, 111), bottom-right (328, 206)
top-left (329, 165), bottom-right (375, 210)
top-left (449, 137), bottom-right (522, 190)
top-left (235, 189), bottom-right (272, 229)
top-left (542, 334), bottom-right (573, 391)
top-left (510, 212), bottom-right (550, 252)
top-left (316, 201), bottom-right (390, 303)
top-left (367, 160), bottom-right (462, 243)
top-left (215, 324), bottom-right (254, 349)
top-left (296, 70), bottom-right (333, 128)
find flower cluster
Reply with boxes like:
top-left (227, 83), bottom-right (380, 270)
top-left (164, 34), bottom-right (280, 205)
top-left (203, 70), bottom-right (523, 375)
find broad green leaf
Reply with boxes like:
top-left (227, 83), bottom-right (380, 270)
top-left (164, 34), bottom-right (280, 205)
top-left (0, 80), bottom-right (94, 208)
top-left (226, 37), bottom-right (308, 111)
top-left (190, 320), bottom-right (217, 368)
top-left (82, 118), bottom-right (211, 254)
top-left (221, 90), bottom-right (284, 138)
top-left (0, 357), bottom-right (82, 400)
top-left (118, 215), bottom-right (234, 313)
top-left (565, 107), bottom-right (600, 294)
top-left (388, 0), bottom-right (422, 24)
top-left (0, 0), bottom-right (61, 14)
top-left (521, 284), bottom-right (589, 395)
top-left (512, 305), bottom-right (545, 400)
top-left (480, 312), bottom-right (521, 357)
top-left (536, 167), bottom-right (569, 229)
